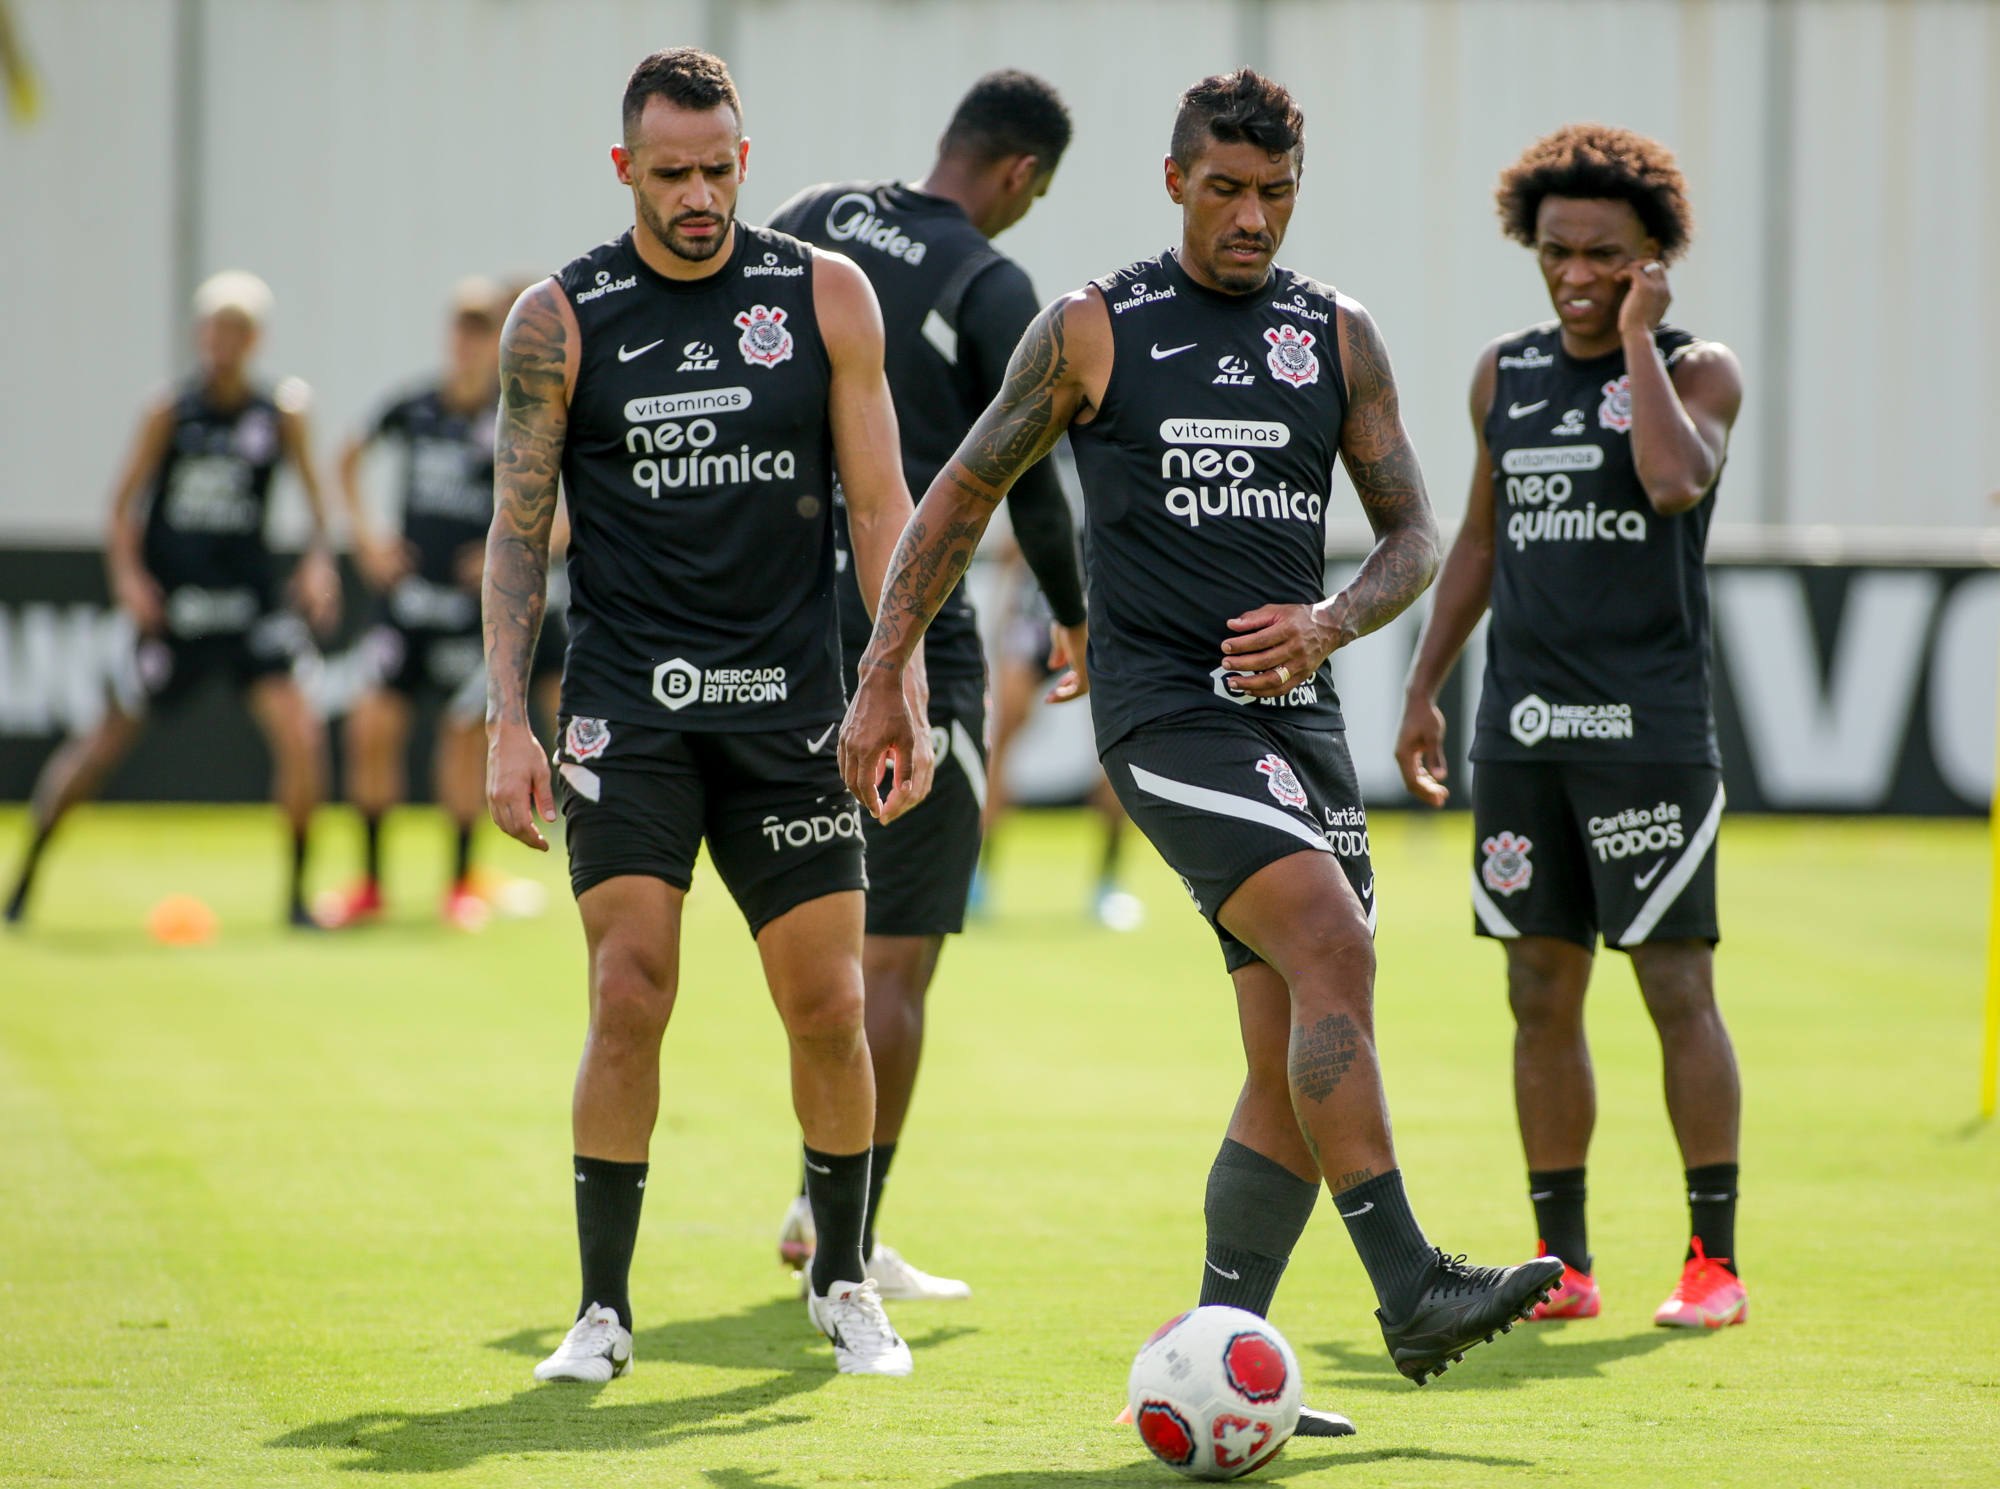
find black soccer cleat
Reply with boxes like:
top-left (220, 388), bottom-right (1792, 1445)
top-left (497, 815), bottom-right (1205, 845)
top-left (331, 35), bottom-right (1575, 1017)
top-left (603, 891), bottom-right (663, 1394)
top-left (1294, 1404), bottom-right (1357, 1437)
top-left (1376, 1250), bottom-right (1565, 1385)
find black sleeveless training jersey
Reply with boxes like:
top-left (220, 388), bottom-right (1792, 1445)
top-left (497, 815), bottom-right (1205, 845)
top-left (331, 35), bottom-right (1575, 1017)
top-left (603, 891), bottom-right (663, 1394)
top-left (1068, 250), bottom-right (1349, 752)
top-left (553, 226), bottom-right (841, 731)
top-left (141, 380), bottom-right (284, 606)
top-left (1474, 321), bottom-right (1720, 766)
top-left (765, 180), bottom-right (1013, 699)
top-left (369, 385), bottom-right (496, 586)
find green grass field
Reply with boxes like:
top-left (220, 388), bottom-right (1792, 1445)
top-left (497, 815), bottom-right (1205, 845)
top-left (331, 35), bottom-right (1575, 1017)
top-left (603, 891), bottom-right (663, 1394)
top-left (2, 803), bottom-right (1996, 1486)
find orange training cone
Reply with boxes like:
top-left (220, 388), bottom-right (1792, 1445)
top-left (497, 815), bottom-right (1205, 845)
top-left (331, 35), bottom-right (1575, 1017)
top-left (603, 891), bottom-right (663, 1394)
top-left (146, 894), bottom-right (218, 946)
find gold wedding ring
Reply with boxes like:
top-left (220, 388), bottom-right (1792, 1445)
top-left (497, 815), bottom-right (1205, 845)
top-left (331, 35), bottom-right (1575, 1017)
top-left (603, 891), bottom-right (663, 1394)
top-left (1277, 665), bottom-right (1291, 684)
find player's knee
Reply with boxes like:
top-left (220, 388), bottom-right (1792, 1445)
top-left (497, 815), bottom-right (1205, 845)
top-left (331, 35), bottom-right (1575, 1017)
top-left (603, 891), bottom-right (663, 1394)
top-left (780, 981), bottom-right (867, 1050)
top-left (589, 954), bottom-right (675, 1048)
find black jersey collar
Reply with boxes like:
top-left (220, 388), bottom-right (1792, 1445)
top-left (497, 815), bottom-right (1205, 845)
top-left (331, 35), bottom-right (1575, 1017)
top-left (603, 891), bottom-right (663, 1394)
top-left (621, 223), bottom-right (748, 296)
top-left (1160, 247), bottom-right (1280, 309)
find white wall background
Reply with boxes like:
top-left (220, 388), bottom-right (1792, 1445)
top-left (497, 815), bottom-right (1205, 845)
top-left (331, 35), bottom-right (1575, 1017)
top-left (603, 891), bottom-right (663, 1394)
top-left (3, 0), bottom-right (1999, 547)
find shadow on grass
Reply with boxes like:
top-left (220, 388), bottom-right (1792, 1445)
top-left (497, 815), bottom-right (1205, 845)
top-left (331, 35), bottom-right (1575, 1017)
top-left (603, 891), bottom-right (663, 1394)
top-left (269, 1297), bottom-right (974, 1473)
top-left (705, 1439), bottom-right (1533, 1489)
top-left (1307, 1321), bottom-right (1700, 1393)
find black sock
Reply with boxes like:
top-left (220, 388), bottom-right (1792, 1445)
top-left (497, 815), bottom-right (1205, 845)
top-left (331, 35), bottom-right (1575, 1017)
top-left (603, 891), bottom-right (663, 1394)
top-left (361, 813), bottom-right (382, 885)
top-left (452, 822), bottom-right (473, 884)
top-left (1334, 1169), bottom-right (1437, 1317)
top-left (6, 823), bottom-right (54, 920)
top-left (1198, 1139), bottom-right (1320, 1316)
top-left (573, 1155), bottom-right (648, 1332)
top-left (289, 823), bottom-right (310, 913)
top-left (1685, 1162), bottom-right (1740, 1275)
top-left (804, 1144), bottom-right (870, 1295)
top-left (861, 1141), bottom-right (896, 1262)
top-left (1528, 1167), bottom-right (1590, 1274)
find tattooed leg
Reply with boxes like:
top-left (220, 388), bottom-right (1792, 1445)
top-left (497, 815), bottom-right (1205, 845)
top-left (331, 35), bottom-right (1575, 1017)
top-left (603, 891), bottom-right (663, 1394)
top-left (1219, 850), bottom-right (1395, 1193)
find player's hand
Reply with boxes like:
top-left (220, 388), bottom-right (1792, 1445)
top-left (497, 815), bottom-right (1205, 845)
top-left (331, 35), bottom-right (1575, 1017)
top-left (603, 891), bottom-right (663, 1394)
top-left (1218, 602), bottom-right (1342, 698)
top-left (1395, 693), bottom-right (1451, 808)
top-left (1617, 259), bottom-right (1672, 338)
top-left (1045, 620), bottom-right (1091, 703)
top-left (839, 665), bottom-right (935, 824)
top-left (114, 565), bottom-right (166, 636)
top-left (292, 547), bottom-right (342, 637)
top-left (487, 716), bottom-right (555, 851)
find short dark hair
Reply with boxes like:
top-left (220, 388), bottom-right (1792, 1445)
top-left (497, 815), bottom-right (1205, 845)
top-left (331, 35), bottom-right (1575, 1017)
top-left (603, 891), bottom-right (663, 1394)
top-left (939, 70), bottom-right (1072, 169)
top-left (1496, 123), bottom-right (1694, 261)
top-left (622, 47), bottom-right (742, 143)
top-left (1170, 69), bottom-right (1304, 170)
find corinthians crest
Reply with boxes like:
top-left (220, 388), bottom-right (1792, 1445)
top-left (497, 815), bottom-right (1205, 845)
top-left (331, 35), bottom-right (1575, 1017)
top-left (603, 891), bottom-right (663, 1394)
top-left (1598, 374), bottom-right (1633, 431)
top-left (734, 304), bottom-right (794, 369)
top-left (1254, 753), bottom-right (1308, 810)
top-left (1480, 831), bottom-right (1534, 896)
top-left (1262, 323), bottom-right (1319, 388)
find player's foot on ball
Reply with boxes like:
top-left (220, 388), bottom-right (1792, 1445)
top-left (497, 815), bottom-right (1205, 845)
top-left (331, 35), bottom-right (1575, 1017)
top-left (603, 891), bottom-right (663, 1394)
top-left (313, 879), bottom-right (382, 930)
top-left (532, 1302), bottom-right (632, 1382)
top-left (1528, 1245), bottom-right (1601, 1320)
top-left (1377, 1249), bottom-right (1565, 1384)
top-left (867, 1243), bottom-right (971, 1300)
top-left (1653, 1239), bottom-right (1747, 1329)
top-left (807, 1278), bottom-right (913, 1376)
top-left (1294, 1405), bottom-right (1357, 1437)
top-left (778, 1192), bottom-right (816, 1269)
top-left (442, 879), bottom-right (490, 932)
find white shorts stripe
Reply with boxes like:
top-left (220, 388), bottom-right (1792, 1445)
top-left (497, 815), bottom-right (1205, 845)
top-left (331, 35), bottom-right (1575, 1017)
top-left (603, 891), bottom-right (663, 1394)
top-left (949, 719), bottom-right (987, 814)
top-left (1126, 763), bottom-right (1331, 855)
top-left (1617, 781), bottom-right (1725, 946)
top-left (1469, 870), bottom-right (1521, 937)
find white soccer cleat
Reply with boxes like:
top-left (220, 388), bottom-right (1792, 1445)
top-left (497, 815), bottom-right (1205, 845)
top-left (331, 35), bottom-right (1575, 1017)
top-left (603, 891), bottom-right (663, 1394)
top-left (532, 1303), bottom-right (632, 1382)
top-left (778, 1192), bottom-right (816, 1268)
top-left (808, 1278), bottom-right (914, 1376)
top-left (867, 1243), bottom-right (972, 1300)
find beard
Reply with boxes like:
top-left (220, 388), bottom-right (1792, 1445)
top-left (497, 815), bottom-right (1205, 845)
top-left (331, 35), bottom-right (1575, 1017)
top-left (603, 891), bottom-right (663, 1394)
top-left (637, 192), bottom-right (734, 263)
top-left (1207, 232), bottom-right (1275, 293)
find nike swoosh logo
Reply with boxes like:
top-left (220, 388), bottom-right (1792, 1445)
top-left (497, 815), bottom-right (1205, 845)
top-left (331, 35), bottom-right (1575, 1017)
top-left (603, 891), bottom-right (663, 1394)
top-left (1507, 399), bottom-right (1549, 419)
top-left (1633, 858), bottom-right (1666, 889)
top-left (1205, 1261), bottom-right (1240, 1280)
top-left (1151, 342), bottom-right (1197, 360)
top-left (1338, 1201), bottom-right (1374, 1218)
top-left (805, 723), bottom-right (838, 754)
top-left (804, 1158), bottom-right (831, 1174)
top-left (1529, 1191), bottom-right (1554, 1201)
top-left (575, 1172), bottom-right (586, 1182)
top-left (617, 339), bottom-right (663, 362)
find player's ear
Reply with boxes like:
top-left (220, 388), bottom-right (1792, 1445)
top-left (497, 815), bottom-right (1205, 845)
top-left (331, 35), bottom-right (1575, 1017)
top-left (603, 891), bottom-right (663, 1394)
top-left (611, 144), bottom-right (634, 185)
top-left (736, 135), bottom-right (751, 182)
top-left (1164, 154), bottom-right (1186, 205)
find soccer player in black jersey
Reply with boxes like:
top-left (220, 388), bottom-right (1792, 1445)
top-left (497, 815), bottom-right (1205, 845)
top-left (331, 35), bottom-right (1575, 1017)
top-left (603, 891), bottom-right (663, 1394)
top-left (5, 271), bottom-right (337, 928)
top-left (842, 69), bottom-right (1562, 1402)
top-left (322, 278), bottom-right (507, 931)
top-left (483, 49), bottom-right (931, 1381)
top-left (1395, 125), bottom-right (1747, 1330)
top-left (763, 70), bottom-right (1087, 1301)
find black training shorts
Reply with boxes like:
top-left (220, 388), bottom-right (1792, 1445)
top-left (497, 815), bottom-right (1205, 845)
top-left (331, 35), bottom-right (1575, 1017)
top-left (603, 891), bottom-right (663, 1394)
top-left (555, 714), bottom-right (866, 936)
top-left (1103, 709), bottom-right (1375, 972)
top-left (130, 608), bottom-right (305, 715)
top-left (862, 706), bottom-right (987, 938)
top-left (1469, 760), bottom-right (1723, 951)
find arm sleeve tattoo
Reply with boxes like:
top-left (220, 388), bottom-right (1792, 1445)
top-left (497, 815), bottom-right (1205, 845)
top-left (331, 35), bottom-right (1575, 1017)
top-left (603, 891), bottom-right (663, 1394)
top-left (1332, 306), bottom-right (1441, 642)
top-left (483, 289), bottom-right (567, 724)
top-left (865, 300), bottom-right (1076, 670)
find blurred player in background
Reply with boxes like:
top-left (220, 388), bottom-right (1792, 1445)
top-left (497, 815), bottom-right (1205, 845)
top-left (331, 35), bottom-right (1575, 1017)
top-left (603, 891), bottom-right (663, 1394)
top-left (762, 71), bottom-right (1087, 1299)
top-left (5, 271), bottom-right (337, 927)
top-left (1395, 125), bottom-right (1746, 1330)
top-left (842, 69), bottom-right (1563, 1411)
top-left (483, 49), bottom-right (928, 1382)
top-left (982, 538), bottom-right (1141, 930)
top-left (320, 278), bottom-right (507, 931)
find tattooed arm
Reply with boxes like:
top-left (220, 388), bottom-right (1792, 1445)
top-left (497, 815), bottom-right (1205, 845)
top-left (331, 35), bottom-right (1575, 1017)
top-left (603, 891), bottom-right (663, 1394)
top-left (1218, 296), bottom-right (1440, 696)
top-left (482, 279), bottom-right (577, 851)
top-left (839, 286), bottom-right (1112, 819)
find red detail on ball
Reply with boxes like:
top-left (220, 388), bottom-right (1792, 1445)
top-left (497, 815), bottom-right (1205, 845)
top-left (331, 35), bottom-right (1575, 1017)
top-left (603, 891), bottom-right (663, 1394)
top-left (1143, 1311), bottom-right (1192, 1350)
top-left (1210, 1413), bottom-right (1277, 1471)
top-left (1223, 1331), bottom-right (1288, 1403)
top-left (1137, 1401), bottom-right (1197, 1466)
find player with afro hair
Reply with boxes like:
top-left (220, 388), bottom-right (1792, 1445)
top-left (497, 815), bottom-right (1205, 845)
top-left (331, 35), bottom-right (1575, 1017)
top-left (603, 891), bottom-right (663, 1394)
top-left (1495, 122), bottom-right (1694, 262)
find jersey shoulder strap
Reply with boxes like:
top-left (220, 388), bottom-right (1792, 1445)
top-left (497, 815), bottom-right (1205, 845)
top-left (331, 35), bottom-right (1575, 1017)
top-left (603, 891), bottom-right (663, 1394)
top-left (930, 247), bottom-right (1006, 331)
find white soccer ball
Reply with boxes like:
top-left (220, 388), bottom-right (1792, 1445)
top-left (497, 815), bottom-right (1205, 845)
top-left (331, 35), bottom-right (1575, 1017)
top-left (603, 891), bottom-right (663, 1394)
top-left (1127, 1306), bottom-right (1302, 1479)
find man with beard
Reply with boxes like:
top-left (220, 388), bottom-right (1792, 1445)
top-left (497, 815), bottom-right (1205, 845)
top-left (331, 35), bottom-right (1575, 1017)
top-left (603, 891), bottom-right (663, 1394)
top-left (484, 48), bottom-right (932, 1381)
top-left (840, 70), bottom-right (1563, 1405)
